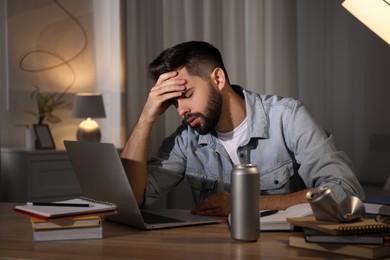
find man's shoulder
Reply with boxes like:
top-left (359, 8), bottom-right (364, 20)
top-left (239, 86), bottom-right (298, 104)
top-left (243, 88), bottom-right (302, 111)
top-left (260, 94), bottom-right (301, 107)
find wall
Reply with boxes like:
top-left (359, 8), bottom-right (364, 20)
top-left (0, 0), bottom-right (124, 150)
top-left (1, 0), bottom-right (389, 184)
top-left (297, 0), bottom-right (390, 181)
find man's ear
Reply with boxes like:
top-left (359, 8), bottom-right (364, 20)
top-left (211, 68), bottom-right (226, 90)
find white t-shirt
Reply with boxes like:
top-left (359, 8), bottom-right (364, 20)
top-left (217, 118), bottom-right (248, 164)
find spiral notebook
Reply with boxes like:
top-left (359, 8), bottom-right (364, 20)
top-left (287, 216), bottom-right (390, 236)
top-left (14, 197), bottom-right (117, 220)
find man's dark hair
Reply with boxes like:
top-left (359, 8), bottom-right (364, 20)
top-left (148, 41), bottom-right (229, 82)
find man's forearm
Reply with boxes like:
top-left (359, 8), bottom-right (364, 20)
top-left (121, 71), bottom-right (186, 206)
top-left (121, 119), bottom-right (153, 206)
top-left (260, 188), bottom-right (313, 210)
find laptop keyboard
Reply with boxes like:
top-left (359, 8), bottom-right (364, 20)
top-left (141, 211), bottom-right (184, 224)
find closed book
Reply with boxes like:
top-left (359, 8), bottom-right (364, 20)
top-left (31, 215), bottom-right (102, 230)
top-left (289, 234), bottom-right (390, 259)
top-left (303, 228), bottom-right (384, 245)
top-left (14, 197), bottom-right (117, 220)
top-left (364, 203), bottom-right (390, 216)
top-left (32, 226), bottom-right (103, 242)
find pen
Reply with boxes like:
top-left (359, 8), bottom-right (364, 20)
top-left (27, 202), bottom-right (91, 207)
top-left (260, 209), bottom-right (278, 217)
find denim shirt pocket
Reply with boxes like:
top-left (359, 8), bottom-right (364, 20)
top-left (260, 161), bottom-right (294, 192)
top-left (185, 168), bottom-right (219, 197)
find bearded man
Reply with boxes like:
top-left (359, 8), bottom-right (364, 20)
top-left (121, 41), bottom-right (364, 217)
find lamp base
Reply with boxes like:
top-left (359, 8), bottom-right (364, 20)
top-left (76, 118), bottom-right (102, 142)
top-left (76, 128), bottom-right (101, 142)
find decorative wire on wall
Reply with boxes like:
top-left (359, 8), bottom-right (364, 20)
top-left (18, 0), bottom-right (88, 98)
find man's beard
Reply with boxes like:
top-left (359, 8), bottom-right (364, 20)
top-left (182, 83), bottom-right (222, 135)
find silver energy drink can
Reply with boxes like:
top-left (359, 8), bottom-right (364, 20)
top-left (231, 164), bottom-right (260, 242)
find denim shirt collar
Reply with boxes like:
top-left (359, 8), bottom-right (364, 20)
top-left (198, 85), bottom-right (269, 147)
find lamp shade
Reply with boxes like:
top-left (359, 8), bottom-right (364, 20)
top-left (72, 93), bottom-right (106, 118)
top-left (342, 0), bottom-right (390, 45)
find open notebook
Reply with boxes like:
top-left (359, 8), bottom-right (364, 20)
top-left (227, 203), bottom-right (313, 231)
top-left (260, 203), bottom-right (313, 231)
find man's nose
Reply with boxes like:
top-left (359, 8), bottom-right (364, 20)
top-left (177, 100), bottom-right (189, 117)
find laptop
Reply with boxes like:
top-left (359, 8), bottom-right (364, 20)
top-left (64, 140), bottom-right (221, 229)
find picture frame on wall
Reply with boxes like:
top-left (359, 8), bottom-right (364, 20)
top-left (33, 124), bottom-right (56, 150)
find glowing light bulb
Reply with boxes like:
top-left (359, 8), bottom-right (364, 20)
top-left (76, 118), bottom-right (101, 142)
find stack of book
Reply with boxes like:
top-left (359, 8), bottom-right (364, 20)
top-left (31, 215), bottom-right (103, 242)
top-left (14, 197), bottom-right (117, 242)
top-left (287, 216), bottom-right (390, 259)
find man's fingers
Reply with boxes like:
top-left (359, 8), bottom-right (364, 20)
top-left (192, 208), bottom-right (218, 216)
top-left (191, 192), bottom-right (232, 217)
top-left (155, 71), bottom-right (178, 85)
top-left (191, 207), bottom-right (230, 217)
top-left (152, 79), bottom-right (186, 93)
top-left (193, 195), bottom-right (220, 210)
top-left (154, 71), bottom-right (185, 93)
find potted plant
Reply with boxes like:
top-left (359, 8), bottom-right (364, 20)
top-left (18, 85), bottom-right (69, 149)
top-left (27, 85), bottom-right (69, 124)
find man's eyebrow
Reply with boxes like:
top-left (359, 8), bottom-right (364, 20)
top-left (181, 87), bottom-right (193, 96)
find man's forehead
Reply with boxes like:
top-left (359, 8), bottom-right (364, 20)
top-left (176, 67), bottom-right (190, 77)
top-left (175, 67), bottom-right (205, 82)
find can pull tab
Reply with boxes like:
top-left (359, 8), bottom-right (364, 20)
top-left (306, 187), bottom-right (365, 222)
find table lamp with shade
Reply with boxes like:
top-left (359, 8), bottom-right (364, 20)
top-left (342, 0), bottom-right (390, 45)
top-left (72, 93), bottom-right (106, 142)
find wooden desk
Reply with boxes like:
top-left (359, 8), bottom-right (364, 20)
top-left (0, 203), bottom-right (352, 259)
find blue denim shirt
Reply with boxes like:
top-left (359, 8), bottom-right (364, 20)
top-left (144, 85), bottom-right (364, 207)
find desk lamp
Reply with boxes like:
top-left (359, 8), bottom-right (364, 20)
top-left (72, 93), bottom-right (106, 142)
top-left (342, 0), bottom-right (390, 45)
